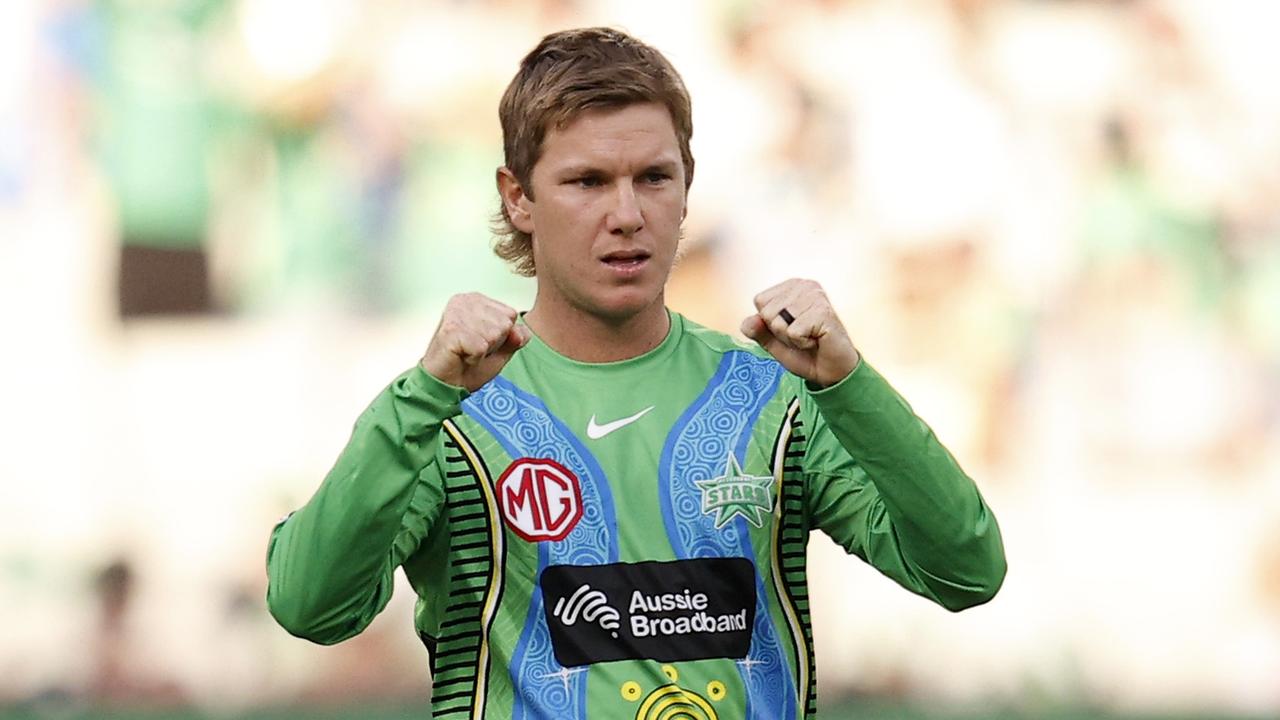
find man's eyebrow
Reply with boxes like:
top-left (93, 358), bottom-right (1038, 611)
top-left (555, 164), bottom-right (606, 177)
top-left (642, 160), bottom-right (680, 173)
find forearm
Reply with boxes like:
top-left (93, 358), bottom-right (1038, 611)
top-left (266, 367), bottom-right (463, 642)
top-left (809, 362), bottom-right (1006, 610)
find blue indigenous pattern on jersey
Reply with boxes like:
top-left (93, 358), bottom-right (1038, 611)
top-left (658, 350), bottom-right (796, 720)
top-left (463, 377), bottom-right (617, 720)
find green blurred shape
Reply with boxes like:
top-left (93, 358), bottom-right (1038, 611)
top-left (95, 0), bottom-right (228, 249)
top-left (392, 139), bottom-right (534, 311)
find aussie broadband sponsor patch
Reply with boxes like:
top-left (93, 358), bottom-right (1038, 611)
top-left (539, 558), bottom-right (756, 667)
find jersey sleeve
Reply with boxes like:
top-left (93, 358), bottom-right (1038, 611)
top-left (801, 359), bottom-right (1006, 611)
top-left (265, 366), bottom-right (466, 644)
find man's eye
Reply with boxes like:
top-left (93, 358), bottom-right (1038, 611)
top-left (643, 172), bottom-right (671, 184)
top-left (571, 176), bottom-right (603, 188)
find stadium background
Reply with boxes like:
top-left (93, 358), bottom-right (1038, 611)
top-left (2, 0), bottom-right (1279, 717)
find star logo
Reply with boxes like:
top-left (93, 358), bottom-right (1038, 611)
top-left (694, 453), bottom-right (776, 529)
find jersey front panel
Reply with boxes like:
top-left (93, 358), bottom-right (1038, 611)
top-left (412, 314), bottom-right (816, 719)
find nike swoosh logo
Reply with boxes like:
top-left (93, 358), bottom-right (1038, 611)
top-left (586, 406), bottom-right (655, 440)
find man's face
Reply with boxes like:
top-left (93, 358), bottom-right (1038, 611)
top-left (505, 102), bottom-right (687, 323)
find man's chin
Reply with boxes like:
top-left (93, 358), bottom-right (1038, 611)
top-left (581, 290), bottom-right (664, 324)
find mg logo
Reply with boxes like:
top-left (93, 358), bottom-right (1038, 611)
top-left (496, 458), bottom-right (583, 542)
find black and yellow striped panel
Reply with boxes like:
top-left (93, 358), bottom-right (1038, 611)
top-left (771, 398), bottom-right (817, 719)
top-left (430, 421), bottom-right (505, 719)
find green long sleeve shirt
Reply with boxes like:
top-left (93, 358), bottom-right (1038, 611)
top-left (267, 311), bottom-right (1005, 719)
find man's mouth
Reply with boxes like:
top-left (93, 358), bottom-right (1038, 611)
top-left (601, 250), bottom-right (651, 269)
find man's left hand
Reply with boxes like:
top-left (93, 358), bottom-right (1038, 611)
top-left (740, 278), bottom-right (861, 388)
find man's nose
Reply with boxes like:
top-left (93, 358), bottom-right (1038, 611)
top-left (607, 179), bottom-right (644, 236)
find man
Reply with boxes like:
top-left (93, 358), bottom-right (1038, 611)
top-left (266, 27), bottom-right (1005, 719)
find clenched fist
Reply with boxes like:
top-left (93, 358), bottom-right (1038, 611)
top-left (420, 293), bottom-right (531, 391)
top-left (740, 279), bottom-right (861, 388)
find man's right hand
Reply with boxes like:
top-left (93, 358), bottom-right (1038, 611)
top-left (420, 293), bottom-right (531, 392)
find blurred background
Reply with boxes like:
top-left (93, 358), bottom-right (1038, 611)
top-left (2, 0), bottom-right (1279, 717)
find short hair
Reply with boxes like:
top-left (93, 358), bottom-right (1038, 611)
top-left (493, 27), bottom-right (695, 276)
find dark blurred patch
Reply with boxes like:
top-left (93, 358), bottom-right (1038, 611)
top-left (118, 245), bottom-right (213, 317)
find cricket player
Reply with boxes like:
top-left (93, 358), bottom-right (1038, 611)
top-left (267, 26), bottom-right (1006, 719)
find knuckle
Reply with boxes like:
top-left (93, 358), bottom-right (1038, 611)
top-left (455, 291), bottom-right (487, 310)
top-left (489, 312), bottom-right (513, 332)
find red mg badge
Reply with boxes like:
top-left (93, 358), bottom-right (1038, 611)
top-left (495, 458), bottom-right (584, 542)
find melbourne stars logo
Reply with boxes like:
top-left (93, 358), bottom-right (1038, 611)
top-left (694, 453), bottom-right (775, 529)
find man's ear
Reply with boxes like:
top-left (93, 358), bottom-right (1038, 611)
top-left (497, 167), bottom-right (535, 235)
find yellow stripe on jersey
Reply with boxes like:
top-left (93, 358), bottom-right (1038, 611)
top-left (442, 419), bottom-right (505, 720)
top-left (768, 398), bottom-right (809, 715)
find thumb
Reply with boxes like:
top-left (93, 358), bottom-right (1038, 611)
top-left (493, 324), bottom-right (531, 359)
top-left (741, 314), bottom-right (784, 354)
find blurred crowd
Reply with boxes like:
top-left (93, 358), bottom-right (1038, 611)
top-left (2, 0), bottom-right (1279, 715)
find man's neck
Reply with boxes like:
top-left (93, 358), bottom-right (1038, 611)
top-left (524, 298), bottom-right (671, 363)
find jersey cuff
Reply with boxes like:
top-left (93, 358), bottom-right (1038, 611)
top-left (804, 353), bottom-right (866, 398)
top-left (402, 365), bottom-right (470, 410)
